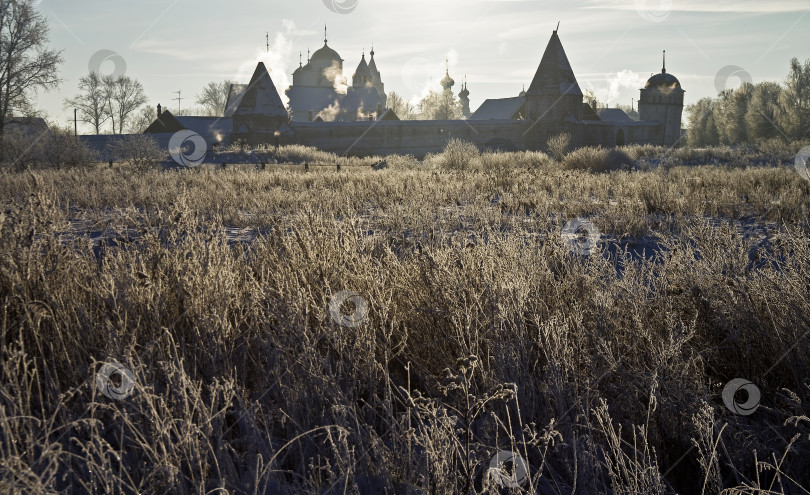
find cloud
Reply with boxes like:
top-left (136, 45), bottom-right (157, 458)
top-left (584, 0), bottom-right (808, 13)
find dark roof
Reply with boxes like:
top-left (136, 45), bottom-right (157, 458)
top-left (3, 117), bottom-right (48, 136)
top-left (469, 96), bottom-right (526, 120)
top-left (527, 31), bottom-right (583, 96)
top-left (143, 110), bottom-right (185, 133)
top-left (224, 84), bottom-right (247, 117)
top-left (377, 109), bottom-right (399, 121)
top-left (234, 62), bottom-right (287, 117)
top-left (175, 117), bottom-right (231, 144)
top-left (645, 71), bottom-right (681, 89)
top-left (582, 103), bottom-right (600, 121)
top-left (597, 108), bottom-right (634, 122)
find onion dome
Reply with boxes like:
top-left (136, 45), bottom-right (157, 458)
top-left (458, 77), bottom-right (469, 98)
top-left (645, 50), bottom-right (680, 89)
top-left (440, 58), bottom-right (455, 91)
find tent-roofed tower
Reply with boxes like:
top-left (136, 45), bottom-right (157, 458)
top-left (525, 27), bottom-right (584, 122)
top-left (232, 62), bottom-right (289, 142)
top-left (352, 51), bottom-right (372, 87)
top-left (367, 46), bottom-right (385, 97)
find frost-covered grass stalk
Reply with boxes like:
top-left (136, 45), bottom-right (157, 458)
top-left (0, 143), bottom-right (808, 493)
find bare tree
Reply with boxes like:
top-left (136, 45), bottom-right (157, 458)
top-left (776, 57), bottom-right (810, 139)
top-left (103, 74), bottom-right (146, 134)
top-left (64, 72), bottom-right (109, 134)
top-left (385, 91), bottom-right (416, 120)
top-left (196, 80), bottom-right (232, 117)
top-left (0, 0), bottom-right (62, 158)
top-left (686, 97), bottom-right (719, 147)
top-left (417, 89), bottom-right (462, 120)
top-left (126, 105), bottom-right (158, 134)
top-left (547, 132), bottom-right (571, 161)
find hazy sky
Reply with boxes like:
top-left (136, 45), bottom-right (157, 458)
top-left (34, 0), bottom-right (809, 132)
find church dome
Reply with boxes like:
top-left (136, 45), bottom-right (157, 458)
top-left (645, 51), bottom-right (680, 90)
top-left (311, 42), bottom-right (342, 64)
top-left (645, 71), bottom-right (680, 89)
top-left (441, 71), bottom-right (455, 91)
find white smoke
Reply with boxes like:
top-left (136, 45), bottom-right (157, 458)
top-left (234, 20), bottom-right (296, 108)
top-left (587, 70), bottom-right (647, 107)
top-left (324, 61), bottom-right (348, 94)
top-left (317, 101), bottom-right (341, 122)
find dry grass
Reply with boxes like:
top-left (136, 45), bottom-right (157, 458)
top-left (0, 143), bottom-right (809, 494)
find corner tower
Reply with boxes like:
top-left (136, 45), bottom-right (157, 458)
top-left (232, 62), bottom-right (289, 142)
top-left (638, 51), bottom-right (684, 146)
top-left (524, 27), bottom-right (583, 122)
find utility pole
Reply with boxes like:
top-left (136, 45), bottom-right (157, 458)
top-left (74, 109), bottom-right (78, 136)
top-left (266, 32), bottom-right (269, 53)
top-left (173, 90), bottom-right (183, 113)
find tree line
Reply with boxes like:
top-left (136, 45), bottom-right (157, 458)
top-left (686, 58), bottom-right (810, 146)
top-left (386, 89), bottom-right (463, 120)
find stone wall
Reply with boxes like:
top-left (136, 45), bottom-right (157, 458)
top-left (277, 119), bottom-right (659, 157)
